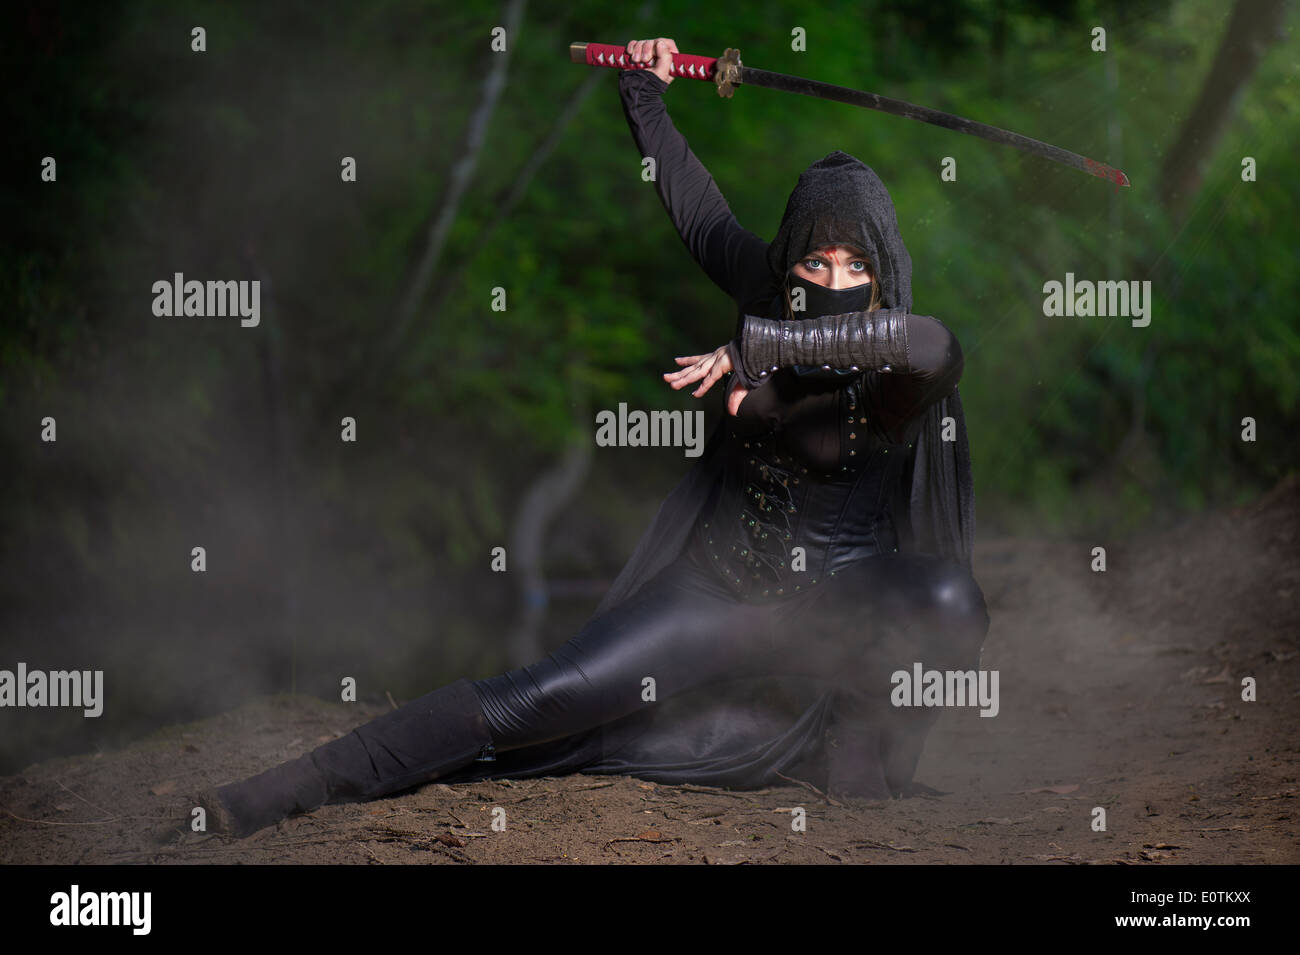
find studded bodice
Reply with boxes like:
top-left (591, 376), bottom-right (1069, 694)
top-left (686, 370), bottom-right (915, 601)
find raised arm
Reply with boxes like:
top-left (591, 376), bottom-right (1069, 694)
top-left (618, 43), bottom-right (768, 303)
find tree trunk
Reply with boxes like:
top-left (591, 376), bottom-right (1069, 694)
top-left (1103, 0), bottom-right (1286, 511)
top-left (1158, 0), bottom-right (1288, 224)
top-left (505, 404), bottom-right (593, 667)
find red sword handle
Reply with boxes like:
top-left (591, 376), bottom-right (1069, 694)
top-left (569, 41), bottom-right (719, 81)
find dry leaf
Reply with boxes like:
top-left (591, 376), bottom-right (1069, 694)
top-left (150, 780), bottom-right (178, 796)
top-left (436, 832), bottom-right (465, 848)
top-left (636, 829), bottom-right (662, 841)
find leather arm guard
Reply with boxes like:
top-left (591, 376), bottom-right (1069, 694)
top-left (737, 308), bottom-right (913, 384)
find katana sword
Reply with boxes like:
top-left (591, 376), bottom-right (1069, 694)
top-left (571, 41), bottom-right (1130, 187)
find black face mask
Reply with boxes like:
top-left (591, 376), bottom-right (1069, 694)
top-left (785, 273), bottom-right (873, 320)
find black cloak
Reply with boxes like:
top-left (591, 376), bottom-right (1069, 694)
top-left (438, 152), bottom-right (976, 790)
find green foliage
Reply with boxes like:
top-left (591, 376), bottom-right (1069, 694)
top-left (3, 0), bottom-right (1297, 703)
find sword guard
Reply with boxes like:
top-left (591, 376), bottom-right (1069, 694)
top-left (715, 47), bottom-right (742, 98)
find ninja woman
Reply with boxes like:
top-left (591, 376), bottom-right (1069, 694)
top-left (198, 37), bottom-right (989, 839)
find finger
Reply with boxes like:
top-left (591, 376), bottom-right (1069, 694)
top-left (690, 362), bottom-right (723, 397)
top-left (665, 363), bottom-right (707, 388)
top-left (693, 363), bottom-right (725, 397)
top-left (664, 356), bottom-right (711, 380)
top-left (668, 358), bottom-right (715, 388)
top-left (673, 354), bottom-right (707, 365)
top-left (654, 39), bottom-right (675, 77)
top-left (680, 353), bottom-right (719, 376)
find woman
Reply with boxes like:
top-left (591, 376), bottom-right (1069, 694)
top-left (199, 38), bottom-right (988, 838)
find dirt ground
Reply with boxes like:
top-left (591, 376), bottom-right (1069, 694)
top-left (2, 477), bottom-right (1297, 865)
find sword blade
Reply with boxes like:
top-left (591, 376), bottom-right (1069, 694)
top-left (740, 66), bottom-right (1129, 186)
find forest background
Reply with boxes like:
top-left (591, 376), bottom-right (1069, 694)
top-left (2, 0), bottom-right (1294, 772)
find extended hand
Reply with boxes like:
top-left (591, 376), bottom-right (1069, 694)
top-left (664, 345), bottom-right (749, 416)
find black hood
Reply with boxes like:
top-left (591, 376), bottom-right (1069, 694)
top-left (766, 151), bottom-right (913, 313)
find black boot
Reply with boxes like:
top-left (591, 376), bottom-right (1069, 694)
top-left (210, 678), bottom-right (494, 837)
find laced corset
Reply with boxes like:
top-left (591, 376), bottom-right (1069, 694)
top-left (687, 370), bottom-right (914, 601)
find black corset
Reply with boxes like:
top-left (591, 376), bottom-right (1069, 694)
top-left (687, 427), bottom-right (912, 602)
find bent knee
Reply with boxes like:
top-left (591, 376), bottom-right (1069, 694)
top-left (880, 557), bottom-right (988, 642)
top-left (838, 553), bottom-right (990, 636)
top-left (926, 564), bottom-right (987, 625)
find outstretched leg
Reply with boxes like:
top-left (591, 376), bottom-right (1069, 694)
top-left (204, 551), bottom-right (774, 836)
top-left (209, 677), bottom-right (493, 838)
top-left (472, 549), bottom-right (988, 800)
top-left (200, 549), bottom-right (987, 834)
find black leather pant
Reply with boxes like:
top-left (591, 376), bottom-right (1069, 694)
top-left (471, 542), bottom-right (990, 755)
top-left (215, 539), bottom-right (991, 836)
